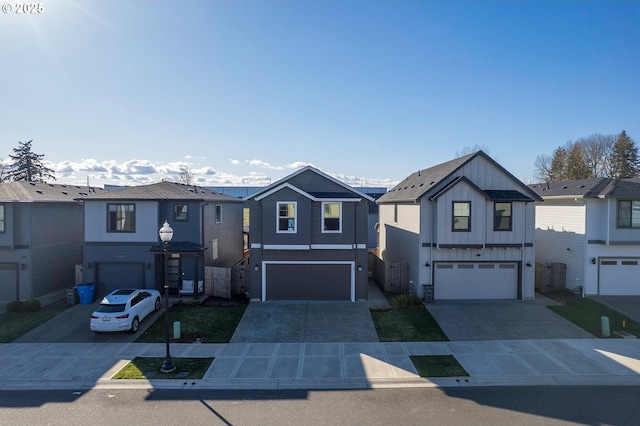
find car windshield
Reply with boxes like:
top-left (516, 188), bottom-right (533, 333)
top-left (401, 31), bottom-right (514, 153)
top-left (96, 304), bottom-right (126, 313)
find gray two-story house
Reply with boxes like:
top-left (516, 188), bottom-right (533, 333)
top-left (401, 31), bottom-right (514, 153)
top-left (79, 181), bottom-right (244, 298)
top-left (0, 182), bottom-right (106, 306)
top-left (245, 166), bottom-right (373, 301)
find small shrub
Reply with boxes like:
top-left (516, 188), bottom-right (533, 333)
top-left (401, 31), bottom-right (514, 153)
top-left (391, 293), bottom-right (423, 310)
top-left (5, 301), bottom-right (23, 313)
top-left (22, 299), bottom-right (42, 312)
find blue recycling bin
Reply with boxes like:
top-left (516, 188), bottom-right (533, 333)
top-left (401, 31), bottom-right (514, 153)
top-left (77, 283), bottom-right (96, 304)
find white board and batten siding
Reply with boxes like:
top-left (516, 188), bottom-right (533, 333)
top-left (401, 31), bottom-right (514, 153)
top-left (535, 202), bottom-right (586, 293)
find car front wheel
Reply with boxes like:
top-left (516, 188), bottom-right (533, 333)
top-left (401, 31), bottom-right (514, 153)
top-left (154, 297), bottom-right (161, 312)
top-left (130, 316), bottom-right (140, 333)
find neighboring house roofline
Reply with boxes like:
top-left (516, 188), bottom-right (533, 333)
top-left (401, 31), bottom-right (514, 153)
top-left (244, 165), bottom-right (374, 202)
top-left (529, 178), bottom-right (640, 200)
top-left (378, 150), bottom-right (542, 204)
top-left (0, 181), bottom-right (104, 202)
top-left (75, 181), bottom-right (243, 203)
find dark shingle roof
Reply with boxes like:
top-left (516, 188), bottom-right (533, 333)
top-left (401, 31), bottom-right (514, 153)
top-left (77, 181), bottom-right (242, 203)
top-left (378, 151), bottom-right (541, 204)
top-left (0, 182), bottom-right (106, 202)
top-left (484, 190), bottom-right (535, 202)
top-left (529, 178), bottom-right (640, 199)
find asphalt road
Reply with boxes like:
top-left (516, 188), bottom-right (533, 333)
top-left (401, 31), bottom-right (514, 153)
top-left (2, 386), bottom-right (640, 425)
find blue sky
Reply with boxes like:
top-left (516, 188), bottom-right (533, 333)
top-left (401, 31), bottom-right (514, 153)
top-left (2, 1), bottom-right (639, 188)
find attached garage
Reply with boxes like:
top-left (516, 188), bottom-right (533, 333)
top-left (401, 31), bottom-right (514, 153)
top-left (599, 258), bottom-right (640, 295)
top-left (263, 261), bottom-right (354, 301)
top-left (96, 262), bottom-right (145, 298)
top-left (434, 262), bottom-right (519, 300)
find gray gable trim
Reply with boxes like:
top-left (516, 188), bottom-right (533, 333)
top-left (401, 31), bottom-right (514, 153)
top-left (429, 176), bottom-right (491, 201)
top-left (378, 150), bottom-right (542, 204)
top-left (244, 166), bottom-right (374, 202)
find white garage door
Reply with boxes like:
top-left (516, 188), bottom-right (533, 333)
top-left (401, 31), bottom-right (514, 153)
top-left (599, 259), bottom-right (640, 295)
top-left (434, 262), bottom-right (518, 300)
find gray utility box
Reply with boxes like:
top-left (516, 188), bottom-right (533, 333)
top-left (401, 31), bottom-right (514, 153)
top-left (66, 287), bottom-right (79, 305)
top-left (535, 262), bottom-right (566, 293)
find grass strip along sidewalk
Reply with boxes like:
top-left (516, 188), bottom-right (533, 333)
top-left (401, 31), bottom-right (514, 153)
top-left (548, 298), bottom-right (640, 338)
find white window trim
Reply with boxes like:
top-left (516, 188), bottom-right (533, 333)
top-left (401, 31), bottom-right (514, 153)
top-left (215, 205), bottom-right (222, 224)
top-left (276, 201), bottom-right (297, 233)
top-left (322, 201), bottom-right (342, 233)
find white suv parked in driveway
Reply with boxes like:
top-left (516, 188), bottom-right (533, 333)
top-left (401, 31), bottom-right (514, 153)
top-left (90, 289), bottom-right (162, 333)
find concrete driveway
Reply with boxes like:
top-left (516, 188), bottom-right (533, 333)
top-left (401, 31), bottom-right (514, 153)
top-left (230, 301), bottom-right (379, 343)
top-left (13, 300), bottom-right (162, 343)
top-left (425, 295), bottom-right (595, 341)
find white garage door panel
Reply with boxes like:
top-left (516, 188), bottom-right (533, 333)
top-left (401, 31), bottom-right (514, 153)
top-left (599, 259), bottom-right (640, 296)
top-left (435, 263), bottom-right (518, 300)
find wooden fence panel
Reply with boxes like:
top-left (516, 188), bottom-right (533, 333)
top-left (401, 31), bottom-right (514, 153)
top-left (205, 266), bottom-right (231, 299)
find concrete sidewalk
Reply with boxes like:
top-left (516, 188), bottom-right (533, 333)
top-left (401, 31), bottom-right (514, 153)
top-left (1, 339), bottom-right (640, 390)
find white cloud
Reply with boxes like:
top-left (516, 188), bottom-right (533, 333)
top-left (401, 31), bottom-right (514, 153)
top-left (247, 159), bottom-right (284, 170)
top-left (229, 159), bottom-right (240, 166)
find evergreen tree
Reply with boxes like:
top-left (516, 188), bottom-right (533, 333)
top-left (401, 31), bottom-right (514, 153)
top-left (5, 140), bottom-right (56, 182)
top-left (548, 147), bottom-right (568, 181)
top-left (565, 142), bottom-right (591, 179)
top-left (610, 131), bottom-right (639, 179)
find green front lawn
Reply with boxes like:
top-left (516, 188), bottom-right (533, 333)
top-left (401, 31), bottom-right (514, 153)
top-left (113, 357), bottom-right (213, 379)
top-left (371, 306), bottom-right (449, 341)
top-left (0, 302), bottom-right (68, 343)
top-left (410, 355), bottom-right (469, 377)
top-left (548, 298), bottom-right (640, 338)
top-left (136, 302), bottom-right (246, 343)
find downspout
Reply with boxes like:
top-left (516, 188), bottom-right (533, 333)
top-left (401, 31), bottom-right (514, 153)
top-left (522, 201), bottom-right (527, 300)
top-left (606, 198), bottom-right (611, 246)
top-left (354, 202), bottom-right (358, 302)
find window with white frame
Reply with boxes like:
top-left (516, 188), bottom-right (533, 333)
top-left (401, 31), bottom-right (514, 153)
top-left (107, 203), bottom-right (135, 232)
top-left (216, 205), bottom-right (222, 223)
top-left (322, 202), bottom-right (342, 232)
top-left (277, 202), bottom-right (296, 233)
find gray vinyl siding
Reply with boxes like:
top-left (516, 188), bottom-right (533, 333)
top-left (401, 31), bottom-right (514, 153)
top-left (0, 203), bottom-right (14, 248)
top-left (159, 201), bottom-right (202, 245)
top-left (84, 242), bottom-right (156, 292)
top-left (203, 202), bottom-right (244, 267)
top-left (30, 203), bottom-right (84, 298)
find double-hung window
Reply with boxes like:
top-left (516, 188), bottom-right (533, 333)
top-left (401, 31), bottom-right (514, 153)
top-left (0, 204), bottom-right (4, 233)
top-left (452, 201), bottom-right (471, 232)
top-left (322, 202), bottom-right (342, 233)
top-left (494, 202), bottom-right (512, 231)
top-left (174, 204), bottom-right (188, 221)
top-left (277, 202), bottom-right (296, 233)
top-left (108, 203), bottom-right (135, 232)
top-left (617, 200), bottom-right (640, 228)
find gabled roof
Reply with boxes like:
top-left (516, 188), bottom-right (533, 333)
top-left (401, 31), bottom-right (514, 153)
top-left (244, 166), bottom-right (374, 202)
top-left (529, 178), bottom-right (640, 199)
top-left (0, 181), bottom-right (106, 202)
top-left (378, 151), bottom-right (541, 204)
top-left (77, 181), bottom-right (243, 203)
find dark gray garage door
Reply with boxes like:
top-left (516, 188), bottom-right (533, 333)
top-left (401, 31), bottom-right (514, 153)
top-left (265, 263), bottom-right (352, 301)
top-left (96, 263), bottom-right (144, 297)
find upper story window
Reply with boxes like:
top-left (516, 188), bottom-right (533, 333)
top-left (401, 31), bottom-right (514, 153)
top-left (494, 202), bottom-right (512, 231)
top-left (108, 203), bottom-right (135, 232)
top-left (452, 201), bottom-right (471, 232)
top-left (277, 202), bottom-right (296, 233)
top-left (394, 204), bottom-right (398, 223)
top-left (216, 205), bottom-right (222, 223)
top-left (0, 204), bottom-right (5, 233)
top-left (322, 202), bottom-right (342, 233)
top-left (174, 204), bottom-right (188, 221)
top-left (617, 200), bottom-right (640, 228)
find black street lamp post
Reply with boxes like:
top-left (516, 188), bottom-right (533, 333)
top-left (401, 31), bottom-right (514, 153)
top-left (159, 220), bottom-right (175, 373)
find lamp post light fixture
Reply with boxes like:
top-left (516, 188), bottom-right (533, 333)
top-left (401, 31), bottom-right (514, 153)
top-left (159, 220), bottom-right (175, 373)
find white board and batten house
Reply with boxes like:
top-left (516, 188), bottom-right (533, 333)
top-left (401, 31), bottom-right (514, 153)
top-left (530, 178), bottom-right (640, 296)
top-left (377, 151), bottom-right (541, 301)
